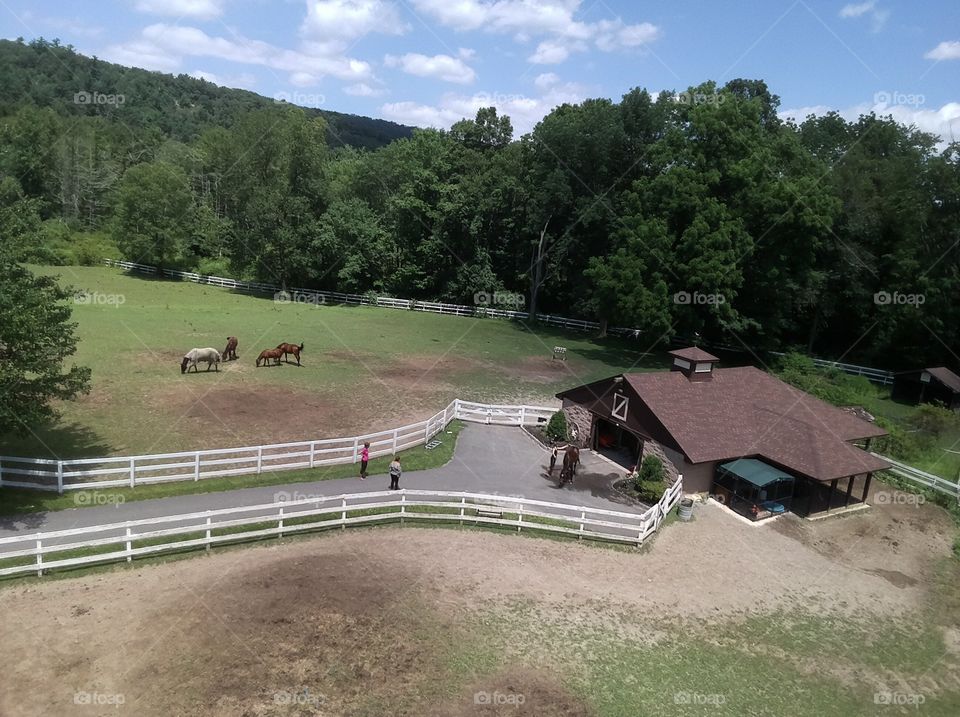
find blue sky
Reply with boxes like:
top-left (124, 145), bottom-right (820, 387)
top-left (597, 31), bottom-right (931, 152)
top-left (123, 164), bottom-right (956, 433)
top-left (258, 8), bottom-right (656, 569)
top-left (2, 1), bottom-right (958, 139)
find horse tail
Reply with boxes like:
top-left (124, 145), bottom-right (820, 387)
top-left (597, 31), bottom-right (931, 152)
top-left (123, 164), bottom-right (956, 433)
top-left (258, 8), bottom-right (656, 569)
top-left (298, 342), bottom-right (304, 351)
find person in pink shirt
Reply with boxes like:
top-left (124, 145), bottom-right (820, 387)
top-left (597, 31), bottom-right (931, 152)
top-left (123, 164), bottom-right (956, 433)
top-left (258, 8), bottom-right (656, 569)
top-left (359, 441), bottom-right (370, 480)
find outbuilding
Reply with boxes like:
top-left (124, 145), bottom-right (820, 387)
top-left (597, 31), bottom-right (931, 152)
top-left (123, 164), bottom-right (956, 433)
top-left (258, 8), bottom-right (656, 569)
top-left (892, 367), bottom-right (960, 411)
top-left (556, 348), bottom-right (890, 520)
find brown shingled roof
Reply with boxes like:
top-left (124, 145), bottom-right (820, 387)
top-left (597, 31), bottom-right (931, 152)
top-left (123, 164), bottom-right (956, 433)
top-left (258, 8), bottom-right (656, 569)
top-left (623, 366), bottom-right (889, 482)
top-left (669, 346), bottom-right (720, 363)
top-left (925, 367), bottom-right (960, 394)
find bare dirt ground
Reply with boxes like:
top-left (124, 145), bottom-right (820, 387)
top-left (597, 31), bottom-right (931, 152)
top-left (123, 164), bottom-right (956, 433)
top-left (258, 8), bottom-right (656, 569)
top-left (1, 498), bottom-right (955, 716)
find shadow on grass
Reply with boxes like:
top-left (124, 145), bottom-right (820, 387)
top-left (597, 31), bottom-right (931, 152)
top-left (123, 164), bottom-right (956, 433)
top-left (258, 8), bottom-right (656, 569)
top-left (0, 421), bottom-right (113, 461)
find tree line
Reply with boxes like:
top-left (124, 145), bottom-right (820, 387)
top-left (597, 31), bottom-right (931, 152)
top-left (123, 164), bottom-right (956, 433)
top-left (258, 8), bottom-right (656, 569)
top-left (1, 40), bottom-right (958, 370)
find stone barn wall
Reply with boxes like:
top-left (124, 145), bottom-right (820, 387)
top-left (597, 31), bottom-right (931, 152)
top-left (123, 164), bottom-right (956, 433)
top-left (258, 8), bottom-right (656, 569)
top-left (560, 399), bottom-right (592, 448)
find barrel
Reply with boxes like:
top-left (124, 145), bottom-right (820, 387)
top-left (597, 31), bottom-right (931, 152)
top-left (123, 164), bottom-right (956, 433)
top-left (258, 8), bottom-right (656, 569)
top-left (678, 498), bottom-right (694, 521)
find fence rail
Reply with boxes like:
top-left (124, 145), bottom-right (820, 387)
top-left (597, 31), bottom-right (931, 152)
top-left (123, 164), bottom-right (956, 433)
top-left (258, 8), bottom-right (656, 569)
top-left (874, 453), bottom-right (960, 499)
top-left (103, 260), bottom-right (640, 335)
top-left (768, 351), bottom-right (895, 385)
top-left (0, 479), bottom-right (684, 578)
top-left (0, 400), bottom-right (557, 494)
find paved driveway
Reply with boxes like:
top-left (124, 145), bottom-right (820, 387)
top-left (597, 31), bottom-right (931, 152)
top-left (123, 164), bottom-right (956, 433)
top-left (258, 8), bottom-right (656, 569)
top-left (0, 424), bottom-right (648, 546)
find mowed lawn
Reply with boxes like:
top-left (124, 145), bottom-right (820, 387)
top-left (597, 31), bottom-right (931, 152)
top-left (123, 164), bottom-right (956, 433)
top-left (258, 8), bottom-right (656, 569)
top-left (2, 266), bottom-right (662, 458)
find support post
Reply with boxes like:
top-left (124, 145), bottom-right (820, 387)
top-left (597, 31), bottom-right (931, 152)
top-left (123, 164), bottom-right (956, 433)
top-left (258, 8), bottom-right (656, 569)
top-left (579, 510), bottom-right (586, 539)
top-left (129, 458), bottom-right (135, 488)
top-left (278, 506), bottom-right (284, 539)
top-left (309, 441), bottom-right (316, 469)
top-left (205, 514), bottom-right (212, 551)
top-left (519, 406), bottom-right (526, 425)
top-left (517, 504), bottom-right (523, 532)
top-left (194, 452), bottom-right (200, 481)
top-left (256, 446), bottom-right (263, 475)
top-left (826, 479), bottom-right (838, 513)
top-left (126, 527), bottom-right (133, 562)
top-left (844, 475), bottom-right (855, 507)
top-left (341, 497), bottom-right (347, 528)
top-left (57, 461), bottom-right (64, 494)
top-left (352, 438), bottom-right (359, 463)
top-left (862, 472), bottom-right (873, 503)
top-left (392, 429), bottom-right (398, 453)
top-left (36, 538), bottom-right (43, 577)
top-left (459, 497), bottom-right (465, 526)
top-left (400, 490), bottom-right (406, 526)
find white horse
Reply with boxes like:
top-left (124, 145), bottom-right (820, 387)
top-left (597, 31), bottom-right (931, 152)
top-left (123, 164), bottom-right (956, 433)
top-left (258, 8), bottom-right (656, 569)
top-left (181, 347), bottom-right (221, 374)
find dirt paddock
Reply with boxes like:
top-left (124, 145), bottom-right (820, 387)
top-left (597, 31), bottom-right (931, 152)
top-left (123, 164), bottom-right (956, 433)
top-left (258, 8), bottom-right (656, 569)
top-left (1, 495), bottom-right (956, 716)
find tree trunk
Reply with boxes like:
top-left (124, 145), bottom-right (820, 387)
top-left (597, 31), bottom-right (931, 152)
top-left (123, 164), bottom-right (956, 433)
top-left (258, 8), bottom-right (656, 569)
top-left (528, 216), bottom-right (551, 321)
top-left (598, 317), bottom-right (608, 338)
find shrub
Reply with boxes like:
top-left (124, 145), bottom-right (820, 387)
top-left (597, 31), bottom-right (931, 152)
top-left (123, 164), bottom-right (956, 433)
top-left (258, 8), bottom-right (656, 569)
top-left (545, 411), bottom-right (568, 442)
top-left (633, 456), bottom-right (666, 502)
top-left (910, 404), bottom-right (960, 438)
top-left (196, 256), bottom-right (232, 278)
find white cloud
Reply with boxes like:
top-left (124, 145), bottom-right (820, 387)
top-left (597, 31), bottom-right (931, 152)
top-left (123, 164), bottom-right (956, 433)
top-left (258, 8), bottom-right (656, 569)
top-left (839, 1), bottom-right (888, 32)
top-left (534, 72), bottom-right (559, 89)
top-left (102, 23), bottom-right (373, 81)
top-left (134, 0), bottom-right (223, 19)
top-left (779, 99), bottom-right (960, 149)
top-left (384, 52), bottom-right (476, 84)
top-left (925, 40), bottom-right (960, 61)
top-left (289, 71), bottom-right (319, 87)
top-left (343, 82), bottom-right (386, 96)
top-left (411, 0), bottom-right (660, 64)
top-left (189, 69), bottom-right (257, 89)
top-left (839, 1), bottom-right (875, 18)
top-left (380, 79), bottom-right (589, 136)
top-left (300, 0), bottom-right (408, 44)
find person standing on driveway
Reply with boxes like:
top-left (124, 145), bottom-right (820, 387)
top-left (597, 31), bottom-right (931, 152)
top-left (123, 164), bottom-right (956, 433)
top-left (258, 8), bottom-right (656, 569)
top-left (360, 441), bottom-right (370, 480)
top-left (389, 456), bottom-right (402, 490)
top-left (549, 446), bottom-right (558, 475)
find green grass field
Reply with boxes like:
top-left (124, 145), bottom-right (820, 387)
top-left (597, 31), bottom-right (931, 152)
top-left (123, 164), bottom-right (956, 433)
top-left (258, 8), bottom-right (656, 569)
top-left (2, 266), bottom-right (660, 459)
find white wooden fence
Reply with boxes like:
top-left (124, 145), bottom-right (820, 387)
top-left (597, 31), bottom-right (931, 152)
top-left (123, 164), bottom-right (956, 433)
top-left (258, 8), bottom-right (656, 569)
top-left (0, 478), bottom-right (685, 578)
top-left (873, 453), bottom-right (960, 499)
top-left (103, 260), bottom-right (637, 335)
top-left (0, 400), bottom-right (557, 494)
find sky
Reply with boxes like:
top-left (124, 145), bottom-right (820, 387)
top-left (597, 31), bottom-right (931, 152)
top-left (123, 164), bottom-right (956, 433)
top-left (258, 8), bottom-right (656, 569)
top-left (2, 0), bottom-right (958, 140)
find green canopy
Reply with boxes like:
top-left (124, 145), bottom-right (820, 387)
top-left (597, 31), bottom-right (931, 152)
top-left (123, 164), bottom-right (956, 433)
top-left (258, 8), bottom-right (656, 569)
top-left (718, 458), bottom-right (793, 488)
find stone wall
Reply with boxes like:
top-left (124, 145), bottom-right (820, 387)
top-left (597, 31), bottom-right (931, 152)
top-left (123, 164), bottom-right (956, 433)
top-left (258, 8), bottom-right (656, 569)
top-left (560, 400), bottom-right (592, 448)
top-left (641, 439), bottom-right (680, 486)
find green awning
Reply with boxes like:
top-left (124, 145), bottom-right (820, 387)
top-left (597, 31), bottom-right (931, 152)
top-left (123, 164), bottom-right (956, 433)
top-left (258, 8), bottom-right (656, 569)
top-left (718, 458), bottom-right (794, 488)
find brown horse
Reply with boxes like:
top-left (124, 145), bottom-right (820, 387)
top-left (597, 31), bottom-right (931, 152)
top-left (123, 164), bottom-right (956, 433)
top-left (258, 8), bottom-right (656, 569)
top-left (559, 446), bottom-right (580, 486)
top-left (223, 336), bottom-right (238, 361)
top-left (276, 342), bottom-right (304, 366)
top-left (256, 348), bottom-right (283, 367)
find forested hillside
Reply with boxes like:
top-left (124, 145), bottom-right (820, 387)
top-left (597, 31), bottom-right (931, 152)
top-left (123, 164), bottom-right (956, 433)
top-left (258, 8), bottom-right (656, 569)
top-left (1, 37), bottom-right (958, 369)
top-left (0, 38), bottom-right (413, 148)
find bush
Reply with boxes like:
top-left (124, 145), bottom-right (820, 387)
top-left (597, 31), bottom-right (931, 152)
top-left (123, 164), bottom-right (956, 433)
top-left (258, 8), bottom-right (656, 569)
top-left (910, 404), bottom-right (960, 438)
top-left (633, 455), bottom-right (666, 502)
top-left (774, 351), bottom-right (877, 406)
top-left (545, 411), bottom-right (568, 442)
top-left (196, 256), bottom-right (232, 278)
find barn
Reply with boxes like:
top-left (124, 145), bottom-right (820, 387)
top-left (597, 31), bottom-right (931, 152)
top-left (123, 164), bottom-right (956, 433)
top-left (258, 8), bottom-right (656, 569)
top-left (892, 367), bottom-right (960, 411)
top-left (556, 347), bottom-right (890, 520)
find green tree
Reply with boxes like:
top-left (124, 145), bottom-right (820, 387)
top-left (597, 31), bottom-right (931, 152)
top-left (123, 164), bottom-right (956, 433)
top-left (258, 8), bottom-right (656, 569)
top-left (113, 161), bottom-right (195, 272)
top-left (0, 182), bottom-right (90, 434)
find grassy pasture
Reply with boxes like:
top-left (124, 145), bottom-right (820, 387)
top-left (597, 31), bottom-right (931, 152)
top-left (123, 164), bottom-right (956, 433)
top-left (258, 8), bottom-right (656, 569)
top-left (1, 266), bottom-right (660, 459)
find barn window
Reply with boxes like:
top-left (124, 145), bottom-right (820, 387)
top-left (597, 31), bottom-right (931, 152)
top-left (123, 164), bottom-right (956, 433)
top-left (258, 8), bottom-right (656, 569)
top-left (612, 393), bottom-right (628, 421)
top-left (694, 362), bottom-right (713, 373)
top-left (673, 357), bottom-right (691, 370)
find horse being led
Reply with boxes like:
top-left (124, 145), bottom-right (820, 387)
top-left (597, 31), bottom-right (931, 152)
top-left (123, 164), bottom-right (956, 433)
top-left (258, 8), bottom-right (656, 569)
top-left (559, 445), bottom-right (580, 487)
top-left (256, 348), bottom-right (283, 367)
top-left (276, 342), bottom-right (304, 366)
top-left (223, 336), bottom-right (238, 361)
top-left (181, 348), bottom-right (221, 374)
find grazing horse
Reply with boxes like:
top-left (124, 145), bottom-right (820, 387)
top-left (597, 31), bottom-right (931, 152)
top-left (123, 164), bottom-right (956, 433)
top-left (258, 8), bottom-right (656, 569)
top-left (223, 336), bottom-right (238, 361)
top-left (276, 342), bottom-right (304, 366)
top-left (181, 348), bottom-right (221, 374)
top-left (256, 348), bottom-right (283, 367)
top-left (558, 445), bottom-right (580, 486)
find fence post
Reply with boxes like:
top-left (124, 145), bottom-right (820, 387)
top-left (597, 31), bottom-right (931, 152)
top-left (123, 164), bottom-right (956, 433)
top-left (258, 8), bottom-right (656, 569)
top-left (341, 497), bottom-right (347, 528)
top-left (57, 460), bottom-right (64, 494)
top-left (352, 438), bottom-right (359, 463)
top-left (400, 490), bottom-right (406, 526)
top-left (278, 506), bottom-right (284, 539)
top-left (194, 452), bottom-right (200, 481)
top-left (126, 527), bottom-right (133, 562)
top-left (309, 441), bottom-right (316, 469)
top-left (256, 446), bottom-right (263, 475)
top-left (517, 503), bottom-right (523, 532)
top-left (392, 429), bottom-right (399, 454)
top-left (579, 510), bottom-right (586, 539)
top-left (454, 398), bottom-right (461, 419)
top-left (459, 497), bottom-right (465, 526)
top-left (36, 537), bottom-right (43, 577)
top-left (519, 406), bottom-right (526, 425)
top-left (205, 513), bottom-right (212, 551)
top-left (129, 458), bottom-right (135, 488)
